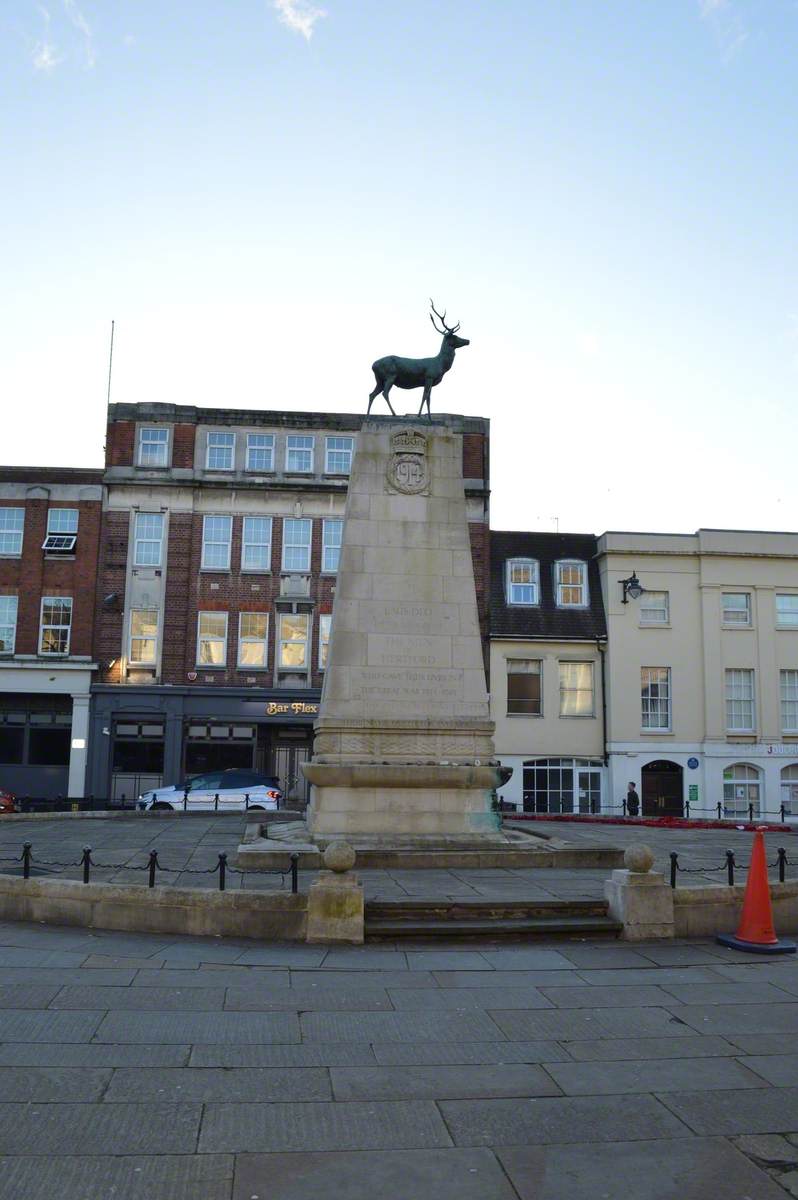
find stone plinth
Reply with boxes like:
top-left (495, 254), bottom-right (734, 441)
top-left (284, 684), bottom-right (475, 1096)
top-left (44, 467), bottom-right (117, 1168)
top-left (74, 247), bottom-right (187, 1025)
top-left (305, 418), bottom-right (503, 841)
top-left (604, 869), bottom-right (675, 941)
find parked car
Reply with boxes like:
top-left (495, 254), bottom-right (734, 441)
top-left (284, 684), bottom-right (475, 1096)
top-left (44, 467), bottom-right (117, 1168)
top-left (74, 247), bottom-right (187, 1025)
top-left (0, 788), bottom-right (16, 814)
top-left (139, 769), bottom-right (282, 812)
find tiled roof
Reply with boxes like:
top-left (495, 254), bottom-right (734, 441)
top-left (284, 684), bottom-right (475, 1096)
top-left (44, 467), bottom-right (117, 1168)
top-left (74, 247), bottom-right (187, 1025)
top-left (490, 530), bottom-right (607, 641)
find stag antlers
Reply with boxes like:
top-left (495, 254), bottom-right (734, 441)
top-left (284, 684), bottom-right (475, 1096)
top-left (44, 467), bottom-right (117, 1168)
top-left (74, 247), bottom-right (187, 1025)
top-left (429, 298), bottom-right (460, 335)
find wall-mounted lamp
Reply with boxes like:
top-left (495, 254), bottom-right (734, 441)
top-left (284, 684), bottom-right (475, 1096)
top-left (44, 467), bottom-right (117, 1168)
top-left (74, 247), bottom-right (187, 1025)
top-left (620, 571), bottom-right (646, 604)
top-left (105, 658), bottom-right (117, 671)
top-left (102, 593), bottom-right (120, 609)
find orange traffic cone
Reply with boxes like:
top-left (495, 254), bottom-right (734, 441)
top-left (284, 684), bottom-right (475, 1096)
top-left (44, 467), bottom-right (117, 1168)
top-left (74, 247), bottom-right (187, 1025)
top-left (716, 828), bottom-right (796, 955)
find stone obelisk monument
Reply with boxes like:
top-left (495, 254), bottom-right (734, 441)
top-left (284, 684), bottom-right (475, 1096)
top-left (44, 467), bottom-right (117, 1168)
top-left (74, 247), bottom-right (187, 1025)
top-left (304, 417), bottom-right (503, 842)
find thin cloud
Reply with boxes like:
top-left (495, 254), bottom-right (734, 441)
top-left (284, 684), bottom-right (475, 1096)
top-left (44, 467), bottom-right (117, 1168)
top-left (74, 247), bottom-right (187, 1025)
top-left (698, 0), bottom-right (747, 60)
top-left (63, 0), bottom-right (95, 67)
top-left (31, 6), bottom-right (62, 72)
top-left (272, 0), bottom-right (326, 40)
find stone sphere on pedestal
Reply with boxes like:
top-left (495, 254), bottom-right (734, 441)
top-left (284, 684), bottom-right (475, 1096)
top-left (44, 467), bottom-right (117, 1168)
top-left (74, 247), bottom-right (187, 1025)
top-left (624, 844), bottom-right (654, 874)
top-left (323, 842), bottom-right (356, 873)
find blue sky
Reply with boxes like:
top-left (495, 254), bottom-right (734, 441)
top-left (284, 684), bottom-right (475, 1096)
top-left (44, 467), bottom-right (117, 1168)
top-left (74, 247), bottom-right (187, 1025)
top-left (2, 1), bottom-right (797, 533)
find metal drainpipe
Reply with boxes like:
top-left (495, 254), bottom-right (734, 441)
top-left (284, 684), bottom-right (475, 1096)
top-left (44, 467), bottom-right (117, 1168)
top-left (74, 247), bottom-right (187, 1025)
top-left (597, 638), bottom-right (608, 767)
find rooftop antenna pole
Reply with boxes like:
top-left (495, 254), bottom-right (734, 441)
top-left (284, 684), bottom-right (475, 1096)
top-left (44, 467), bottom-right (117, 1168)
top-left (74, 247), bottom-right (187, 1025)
top-left (106, 320), bottom-right (115, 406)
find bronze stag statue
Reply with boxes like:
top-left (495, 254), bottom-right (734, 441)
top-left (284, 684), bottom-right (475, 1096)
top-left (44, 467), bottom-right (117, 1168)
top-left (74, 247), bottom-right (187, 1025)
top-left (367, 300), bottom-right (470, 417)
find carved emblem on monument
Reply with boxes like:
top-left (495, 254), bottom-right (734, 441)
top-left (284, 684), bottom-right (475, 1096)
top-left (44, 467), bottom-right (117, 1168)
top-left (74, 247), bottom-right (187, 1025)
top-left (386, 429), bottom-right (429, 495)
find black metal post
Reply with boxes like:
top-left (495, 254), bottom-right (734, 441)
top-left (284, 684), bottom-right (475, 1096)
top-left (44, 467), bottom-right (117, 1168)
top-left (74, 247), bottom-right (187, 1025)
top-left (290, 852), bottom-right (299, 894)
top-left (245, 793), bottom-right (249, 810)
top-left (148, 850), bottom-right (159, 888)
top-left (670, 851), bottom-right (678, 889)
top-left (748, 803), bottom-right (754, 822)
top-left (726, 849), bottom-right (735, 886)
top-left (622, 797), bottom-right (627, 816)
top-left (781, 804), bottom-right (786, 823)
top-left (214, 793), bottom-right (219, 811)
top-left (183, 791), bottom-right (188, 812)
top-left (685, 800), bottom-right (690, 818)
top-left (717, 802), bottom-right (722, 819)
top-left (218, 852), bottom-right (227, 891)
top-left (778, 847), bottom-right (787, 883)
top-left (22, 842), bottom-right (31, 879)
top-left (82, 847), bottom-right (91, 885)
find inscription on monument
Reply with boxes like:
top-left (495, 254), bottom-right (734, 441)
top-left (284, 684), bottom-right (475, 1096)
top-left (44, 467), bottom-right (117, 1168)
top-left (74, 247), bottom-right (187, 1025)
top-left (356, 600), bottom-right (459, 636)
top-left (367, 634), bottom-right (451, 669)
top-left (352, 667), bottom-right (464, 705)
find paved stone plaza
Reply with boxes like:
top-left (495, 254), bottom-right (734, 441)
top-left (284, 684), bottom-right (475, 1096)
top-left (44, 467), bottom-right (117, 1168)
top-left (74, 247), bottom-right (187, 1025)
top-left (0, 919), bottom-right (798, 1196)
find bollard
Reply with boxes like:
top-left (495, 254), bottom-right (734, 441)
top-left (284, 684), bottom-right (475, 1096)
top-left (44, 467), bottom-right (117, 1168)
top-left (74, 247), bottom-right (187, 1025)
top-left (622, 797), bottom-right (627, 817)
top-left (22, 842), bottom-right (32, 879)
top-left (685, 800), bottom-right (690, 819)
top-left (717, 802), bottom-right (723, 819)
top-left (726, 849), bottom-right (735, 886)
top-left (214, 793), bottom-right (219, 812)
top-left (778, 847), bottom-right (787, 883)
top-left (670, 851), bottom-right (678, 889)
top-left (183, 791), bottom-right (188, 812)
top-left (245, 793), bottom-right (249, 810)
top-left (290, 852), bottom-right (299, 894)
top-left (148, 849), bottom-right (159, 888)
top-left (749, 803), bottom-right (754, 822)
top-left (781, 804), bottom-right (786, 823)
top-left (82, 847), bottom-right (91, 885)
top-left (218, 852), bottom-right (227, 891)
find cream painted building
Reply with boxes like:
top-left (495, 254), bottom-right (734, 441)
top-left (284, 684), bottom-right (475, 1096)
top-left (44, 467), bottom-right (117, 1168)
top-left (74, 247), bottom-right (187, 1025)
top-left (490, 531), bottom-right (608, 812)
top-left (598, 529), bottom-right (798, 822)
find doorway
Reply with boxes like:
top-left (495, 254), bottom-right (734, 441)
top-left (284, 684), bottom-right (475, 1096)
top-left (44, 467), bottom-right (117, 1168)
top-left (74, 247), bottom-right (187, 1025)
top-left (641, 760), bottom-right (683, 817)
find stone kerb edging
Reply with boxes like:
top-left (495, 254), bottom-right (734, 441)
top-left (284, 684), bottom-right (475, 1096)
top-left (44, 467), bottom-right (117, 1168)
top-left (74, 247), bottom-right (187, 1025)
top-left (0, 872), bottom-right (308, 941)
top-left (673, 880), bottom-right (798, 938)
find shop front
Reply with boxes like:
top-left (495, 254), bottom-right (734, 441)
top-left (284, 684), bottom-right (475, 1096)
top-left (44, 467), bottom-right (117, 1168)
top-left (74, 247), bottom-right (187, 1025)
top-left (87, 686), bottom-right (320, 805)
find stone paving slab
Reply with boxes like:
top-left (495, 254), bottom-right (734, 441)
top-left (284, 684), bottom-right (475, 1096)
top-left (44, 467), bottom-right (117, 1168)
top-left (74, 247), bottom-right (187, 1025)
top-left (659, 1085), bottom-right (798, 1135)
top-left (726, 1033), bottom-right (798, 1054)
top-left (738, 1054), bottom-right (798, 1086)
top-left (199, 1100), bottom-right (453, 1154)
top-left (439, 1094), bottom-right (688, 1146)
top-left (50, 984), bottom-right (227, 1010)
top-left (82, 954), bottom-right (167, 969)
top-left (0, 1102), bottom-right (201, 1155)
top-left (0, 983), bottom-right (59, 1008)
top-left (235, 948), bottom-right (329, 968)
top-left (626, 945), bottom-right (730, 966)
top-left (432, 970), bottom-right (588, 988)
top-left (0, 1066), bottom-right (111, 1101)
top-left (0, 947), bottom-right (88, 968)
top-left (403, 952), bottom-right (493, 971)
top-left (659, 982), bottom-right (797, 1005)
top-left (224, 986), bottom-right (394, 1011)
top-left (471, 949), bottom-right (575, 970)
top-left (320, 949), bottom-right (408, 970)
top-left (133, 968), bottom-right (290, 988)
top-left (553, 947), bottom-right (660, 969)
top-left (103, 1067), bottom-right (332, 1102)
top-left (0, 1010), bottom-right (103, 1042)
top-left (290, 970), bottom-right (437, 989)
top-left (0, 1154), bottom-right (234, 1200)
top-left (538, 985), bottom-right (675, 1008)
top-left (0, 1042), bottom-right (190, 1067)
top-left (0, 966), bottom-right (137, 986)
top-left (561, 1035), bottom-right (741, 1062)
top-left (190, 1043), bottom-right (378, 1068)
top-left (574, 967), bottom-right (727, 986)
top-left (496, 1137), bottom-right (788, 1200)
top-left (95, 1010), bottom-right (300, 1044)
top-left (706, 963), bottom-right (798, 983)
top-left (299, 1011), bottom-right (504, 1043)
top-left (232, 1148), bottom-right (517, 1200)
top-left (387, 987), bottom-right (553, 1010)
top-left (489, 1007), bottom-right (693, 1041)
top-left (330, 1063), bottom-right (561, 1101)
top-left (371, 1040), bottom-right (572, 1066)
top-left (668, 1003), bottom-right (798, 1035)
top-left (544, 1057), bottom-right (767, 1096)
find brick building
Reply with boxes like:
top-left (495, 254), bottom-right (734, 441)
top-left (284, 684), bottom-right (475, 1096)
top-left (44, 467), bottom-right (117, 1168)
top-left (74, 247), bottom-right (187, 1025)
top-left (0, 467), bottom-right (103, 798)
top-left (86, 404), bottom-right (490, 802)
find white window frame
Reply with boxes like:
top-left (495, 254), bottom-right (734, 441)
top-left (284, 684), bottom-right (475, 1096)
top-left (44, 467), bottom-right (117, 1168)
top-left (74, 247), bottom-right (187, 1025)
top-left (776, 594), bottom-right (798, 629)
top-left (781, 670), bottom-right (798, 733)
top-left (138, 427), bottom-right (169, 467)
top-left (322, 519), bottom-right (343, 574)
top-left (725, 668), bottom-right (755, 732)
top-left (47, 509), bottom-right (79, 534)
top-left (278, 611), bottom-right (309, 670)
top-left (238, 612), bottom-right (269, 669)
top-left (641, 667), bottom-right (671, 731)
top-left (559, 661), bottom-right (595, 718)
top-left (325, 436), bottom-right (354, 474)
top-left (318, 612), bottom-right (332, 669)
top-left (0, 595), bottom-right (18, 655)
top-left (201, 515), bottom-right (233, 571)
top-left (245, 434), bottom-right (275, 473)
top-left (555, 560), bottom-right (588, 608)
top-left (133, 512), bottom-right (164, 568)
top-left (241, 516), bottom-right (272, 572)
top-left (282, 518), bottom-right (312, 573)
top-left (0, 509), bottom-right (24, 557)
top-left (39, 596), bottom-right (72, 655)
top-left (640, 590), bottom-right (669, 625)
top-left (129, 609), bottom-right (158, 665)
top-left (723, 763), bottom-right (761, 818)
top-left (285, 436), bottom-right (314, 474)
top-left (506, 659), bottom-right (543, 717)
top-left (206, 432), bottom-right (235, 471)
top-left (196, 611), bottom-right (228, 667)
top-left (506, 558), bottom-right (539, 606)
top-left (722, 592), bottom-right (752, 627)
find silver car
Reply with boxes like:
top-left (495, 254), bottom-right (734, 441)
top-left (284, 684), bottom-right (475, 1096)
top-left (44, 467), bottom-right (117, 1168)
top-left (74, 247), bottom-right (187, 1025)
top-left (140, 769), bottom-right (282, 812)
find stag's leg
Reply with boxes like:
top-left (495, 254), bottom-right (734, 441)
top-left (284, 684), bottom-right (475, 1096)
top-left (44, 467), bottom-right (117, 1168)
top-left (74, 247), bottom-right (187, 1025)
top-left (418, 385), bottom-right (432, 417)
top-left (367, 374), bottom-right (383, 414)
top-left (382, 381), bottom-right (397, 416)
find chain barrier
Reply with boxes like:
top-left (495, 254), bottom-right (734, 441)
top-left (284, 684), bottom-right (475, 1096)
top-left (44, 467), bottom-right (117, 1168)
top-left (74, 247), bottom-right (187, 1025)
top-left (518, 799), bottom-right (793, 822)
top-left (669, 847), bottom-right (791, 889)
top-left (7, 843), bottom-right (299, 893)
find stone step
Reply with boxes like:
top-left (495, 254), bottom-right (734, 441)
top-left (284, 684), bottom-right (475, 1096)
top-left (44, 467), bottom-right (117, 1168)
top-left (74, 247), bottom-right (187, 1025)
top-left (364, 914), bottom-right (623, 941)
top-left (364, 899), bottom-right (608, 922)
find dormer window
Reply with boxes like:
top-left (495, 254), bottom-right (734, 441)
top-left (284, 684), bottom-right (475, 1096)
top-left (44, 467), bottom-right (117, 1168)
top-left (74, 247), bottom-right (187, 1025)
top-left (506, 558), bottom-right (539, 606)
top-left (555, 560), bottom-right (587, 607)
